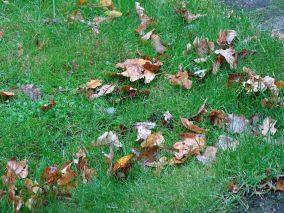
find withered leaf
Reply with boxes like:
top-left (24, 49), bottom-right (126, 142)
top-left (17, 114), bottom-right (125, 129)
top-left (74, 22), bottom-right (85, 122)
top-left (7, 157), bottom-right (28, 179)
top-left (275, 180), bottom-right (284, 191)
top-left (141, 29), bottom-right (155, 41)
top-left (100, 0), bottom-right (113, 8)
top-left (0, 190), bottom-right (6, 200)
top-left (135, 2), bottom-right (153, 35)
top-left (0, 91), bottom-right (15, 98)
top-left (89, 84), bottom-right (116, 99)
top-left (215, 48), bottom-right (236, 70)
top-left (218, 135), bottom-right (239, 150)
top-left (116, 58), bottom-right (162, 84)
top-left (180, 118), bottom-right (208, 133)
top-left (227, 113), bottom-right (249, 134)
top-left (196, 146), bottom-right (217, 164)
top-left (77, 0), bottom-right (87, 6)
top-left (227, 73), bottom-right (247, 87)
top-left (141, 132), bottom-right (165, 148)
top-left (88, 17), bottom-right (107, 35)
top-left (217, 30), bottom-right (237, 49)
top-left (112, 154), bottom-right (134, 178)
top-left (228, 179), bottom-right (238, 194)
top-left (86, 79), bottom-right (102, 90)
top-left (134, 122), bottom-right (156, 141)
top-left (209, 110), bottom-right (227, 128)
top-left (189, 98), bottom-right (208, 122)
top-left (166, 65), bottom-right (192, 89)
top-left (8, 189), bottom-right (23, 212)
top-left (133, 146), bottom-right (160, 166)
top-left (92, 131), bottom-right (122, 148)
top-left (150, 34), bottom-right (167, 54)
top-left (57, 161), bottom-right (77, 190)
top-left (212, 55), bottom-right (224, 75)
top-left (41, 96), bottom-right (56, 111)
top-left (24, 179), bottom-right (40, 194)
top-left (177, 8), bottom-right (206, 22)
top-left (261, 97), bottom-right (284, 108)
top-left (193, 37), bottom-right (215, 56)
top-left (261, 117), bottom-right (277, 136)
top-left (41, 165), bottom-right (59, 184)
top-left (21, 84), bottom-right (42, 101)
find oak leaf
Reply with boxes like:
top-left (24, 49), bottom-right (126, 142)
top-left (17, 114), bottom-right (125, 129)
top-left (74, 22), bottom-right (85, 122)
top-left (166, 65), bottom-right (192, 89)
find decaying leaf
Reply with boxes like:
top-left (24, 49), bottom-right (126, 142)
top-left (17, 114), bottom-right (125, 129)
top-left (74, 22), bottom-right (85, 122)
top-left (92, 131), bottom-right (122, 148)
top-left (112, 154), bottom-right (134, 178)
top-left (89, 84), bottom-right (116, 99)
top-left (24, 179), bottom-right (40, 195)
top-left (180, 118), bottom-right (208, 133)
top-left (227, 73), bottom-right (248, 87)
top-left (120, 85), bottom-right (150, 99)
top-left (227, 113), bottom-right (249, 134)
top-left (41, 165), bottom-right (59, 184)
top-left (141, 132), bottom-right (165, 148)
top-left (21, 84), bottom-right (42, 101)
top-left (209, 110), bottom-right (227, 128)
top-left (57, 161), bottom-right (77, 190)
top-left (134, 122), bottom-right (156, 141)
top-left (173, 133), bottom-right (206, 160)
top-left (41, 96), bottom-right (56, 111)
top-left (141, 29), bottom-right (155, 41)
top-left (163, 111), bottom-right (173, 126)
top-left (74, 148), bottom-right (96, 183)
top-left (261, 97), bottom-right (284, 108)
top-left (116, 58), bottom-right (162, 84)
top-left (196, 146), bottom-right (217, 164)
top-left (212, 55), bottom-right (223, 74)
top-left (133, 146), bottom-right (160, 166)
top-left (8, 189), bottom-right (23, 212)
top-left (77, 0), bottom-right (87, 6)
top-left (177, 8), bottom-right (206, 22)
top-left (217, 30), bottom-right (237, 49)
top-left (0, 91), bottom-right (15, 98)
top-left (228, 179), bottom-right (238, 194)
top-left (275, 180), bottom-right (284, 191)
top-left (150, 34), bottom-right (167, 54)
top-left (218, 135), bottom-right (239, 150)
top-left (189, 98), bottom-right (208, 122)
top-left (215, 48), bottom-right (236, 70)
top-left (6, 157), bottom-right (28, 179)
top-left (194, 57), bottom-right (208, 63)
top-left (86, 79), bottom-right (102, 90)
top-left (261, 117), bottom-right (277, 136)
top-left (145, 157), bottom-right (168, 176)
top-left (135, 2), bottom-right (153, 35)
top-left (166, 65), bottom-right (192, 89)
top-left (193, 37), bottom-right (215, 56)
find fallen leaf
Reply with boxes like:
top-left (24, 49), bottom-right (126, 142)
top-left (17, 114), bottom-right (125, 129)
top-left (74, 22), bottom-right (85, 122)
top-left (141, 132), bottom-right (165, 148)
top-left (0, 190), bottom-right (6, 200)
top-left (89, 84), bottom-right (116, 99)
top-left (24, 179), bottom-right (40, 194)
top-left (150, 34), bottom-right (167, 54)
top-left (227, 113), bottom-right (249, 134)
top-left (21, 84), bottom-right (42, 101)
top-left (275, 180), bottom-right (284, 191)
top-left (86, 79), bottom-right (102, 90)
top-left (196, 146), bottom-right (217, 164)
top-left (261, 97), bottom-right (284, 108)
top-left (68, 10), bottom-right (85, 23)
top-left (77, 0), bottom-right (87, 6)
top-left (163, 111), bottom-right (173, 126)
top-left (227, 73), bottom-right (247, 87)
top-left (134, 122), bottom-right (156, 141)
top-left (41, 96), bottom-right (56, 111)
top-left (92, 131), bottom-right (122, 148)
top-left (135, 2), bottom-right (153, 35)
top-left (105, 10), bottom-right (123, 19)
top-left (141, 29), bottom-right (155, 41)
top-left (8, 189), bottom-right (23, 212)
top-left (218, 135), bottom-right (239, 150)
top-left (57, 161), bottom-right (77, 190)
top-left (237, 49), bottom-right (256, 58)
top-left (194, 57), bottom-right (208, 63)
top-left (0, 91), bottom-right (15, 98)
top-left (41, 165), bottom-right (59, 184)
top-left (209, 110), bottom-right (227, 128)
top-left (145, 157), bottom-right (168, 176)
top-left (6, 157), bottom-right (28, 179)
top-left (103, 145), bottom-right (114, 174)
top-left (0, 31), bottom-right (3, 39)
top-left (112, 154), bottom-right (134, 178)
top-left (133, 146), bottom-right (160, 166)
top-left (228, 179), bottom-right (238, 194)
top-left (116, 58), bottom-right (162, 84)
top-left (215, 48), bottom-right (236, 70)
top-left (193, 69), bottom-right (208, 80)
top-left (120, 85), bottom-right (150, 99)
top-left (276, 81), bottom-right (284, 89)
top-left (166, 65), bottom-right (192, 89)
top-left (176, 7), bottom-right (206, 22)
top-left (180, 118), bottom-right (208, 133)
top-left (100, 0), bottom-right (113, 8)
top-left (212, 55), bottom-right (223, 74)
top-left (173, 133), bottom-right (206, 160)
top-left (193, 37), bottom-right (215, 56)
top-left (217, 30), bottom-right (237, 49)
top-left (189, 98), bottom-right (208, 122)
top-left (261, 117), bottom-right (277, 136)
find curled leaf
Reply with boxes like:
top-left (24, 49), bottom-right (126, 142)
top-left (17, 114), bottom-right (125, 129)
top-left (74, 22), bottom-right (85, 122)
top-left (141, 132), bottom-right (165, 148)
top-left (261, 117), bottom-right (277, 136)
top-left (112, 154), bottom-right (134, 178)
top-left (166, 65), bottom-right (192, 89)
top-left (217, 30), bottom-right (237, 49)
top-left (180, 118), bottom-right (208, 133)
top-left (92, 131), bottom-right (122, 148)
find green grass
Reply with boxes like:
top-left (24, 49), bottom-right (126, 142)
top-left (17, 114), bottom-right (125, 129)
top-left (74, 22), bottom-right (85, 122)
top-left (0, 0), bottom-right (283, 212)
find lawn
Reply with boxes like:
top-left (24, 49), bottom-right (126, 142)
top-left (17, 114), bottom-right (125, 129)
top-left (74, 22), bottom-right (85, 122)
top-left (0, 0), bottom-right (283, 212)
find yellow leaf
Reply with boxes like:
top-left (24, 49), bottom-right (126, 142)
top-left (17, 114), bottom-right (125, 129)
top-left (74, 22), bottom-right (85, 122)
top-left (112, 154), bottom-right (134, 177)
top-left (100, 0), bottom-right (112, 7)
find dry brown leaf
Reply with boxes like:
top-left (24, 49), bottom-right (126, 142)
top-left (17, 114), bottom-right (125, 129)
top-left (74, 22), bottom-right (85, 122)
top-left (86, 79), bottom-right (102, 90)
top-left (6, 157), bottom-right (28, 179)
top-left (141, 132), bottom-right (165, 148)
top-left (133, 146), bottom-right (160, 166)
top-left (163, 111), bottom-right (173, 125)
top-left (135, 2), bottom-right (153, 35)
top-left (0, 91), bottom-right (15, 98)
top-left (150, 34), bottom-right (167, 54)
top-left (276, 81), bottom-right (284, 89)
top-left (166, 65), bottom-right (192, 89)
top-left (89, 84), bottom-right (116, 99)
top-left (24, 179), bottom-right (40, 195)
top-left (0, 31), bottom-right (3, 39)
top-left (218, 135), bottom-right (239, 150)
top-left (77, 0), bottom-right (87, 6)
top-left (228, 179), bottom-right (238, 194)
top-left (217, 30), bottom-right (237, 49)
top-left (41, 165), bottom-right (59, 184)
top-left (275, 180), bottom-right (284, 191)
top-left (178, 8), bottom-right (206, 22)
top-left (227, 73), bottom-right (248, 87)
top-left (8, 189), bottom-right (23, 212)
top-left (92, 131), bottom-right (122, 148)
top-left (116, 58), bottom-right (162, 84)
top-left (212, 55), bottom-right (224, 74)
top-left (261, 117), bottom-right (277, 136)
top-left (57, 161), bottom-right (77, 190)
top-left (180, 118), bottom-right (208, 133)
top-left (189, 98), bottom-right (208, 122)
top-left (112, 154), bottom-right (134, 178)
top-left (261, 97), bottom-right (284, 108)
top-left (196, 146), bottom-right (217, 164)
top-left (21, 84), bottom-right (42, 101)
top-left (74, 148), bottom-right (96, 183)
top-left (227, 113), bottom-right (249, 134)
top-left (193, 37), bottom-right (215, 56)
top-left (141, 29), bottom-right (155, 41)
top-left (173, 133), bottom-right (206, 160)
top-left (145, 157), bottom-right (168, 176)
top-left (134, 122), bottom-right (156, 141)
top-left (168, 156), bottom-right (189, 165)
top-left (209, 110), bottom-right (227, 128)
top-left (215, 48), bottom-right (236, 70)
top-left (41, 96), bottom-right (56, 111)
